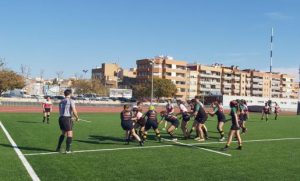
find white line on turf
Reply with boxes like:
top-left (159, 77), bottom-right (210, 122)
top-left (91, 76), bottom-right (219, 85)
top-left (161, 138), bottom-right (232, 157)
top-left (24, 145), bottom-right (173, 156)
top-left (0, 121), bottom-right (40, 181)
top-left (190, 137), bottom-right (300, 146)
top-left (78, 119), bottom-right (91, 123)
top-left (23, 137), bottom-right (300, 157)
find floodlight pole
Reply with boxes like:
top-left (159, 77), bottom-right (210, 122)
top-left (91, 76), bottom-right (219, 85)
top-left (269, 28), bottom-right (274, 101)
top-left (297, 65), bottom-right (300, 115)
top-left (150, 59), bottom-right (154, 105)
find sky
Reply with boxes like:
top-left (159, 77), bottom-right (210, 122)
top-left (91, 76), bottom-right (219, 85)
top-left (0, 0), bottom-right (299, 81)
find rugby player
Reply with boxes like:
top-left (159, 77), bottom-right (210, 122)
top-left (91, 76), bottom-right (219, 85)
top-left (143, 105), bottom-right (161, 142)
top-left (208, 101), bottom-right (226, 141)
top-left (194, 97), bottom-right (208, 142)
top-left (56, 89), bottom-right (79, 153)
top-left (223, 100), bottom-right (242, 151)
top-left (163, 99), bottom-right (174, 131)
top-left (121, 105), bottom-right (143, 146)
top-left (159, 111), bottom-right (179, 141)
top-left (176, 100), bottom-right (190, 139)
top-left (42, 96), bottom-right (52, 124)
top-left (261, 102), bottom-right (270, 122)
top-left (274, 102), bottom-right (280, 120)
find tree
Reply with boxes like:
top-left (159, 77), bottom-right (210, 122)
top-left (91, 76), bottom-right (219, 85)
top-left (71, 79), bottom-right (106, 95)
top-left (0, 70), bottom-right (25, 95)
top-left (132, 78), bottom-right (177, 100)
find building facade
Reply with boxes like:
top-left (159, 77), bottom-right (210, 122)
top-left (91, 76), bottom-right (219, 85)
top-left (91, 63), bottom-right (121, 88)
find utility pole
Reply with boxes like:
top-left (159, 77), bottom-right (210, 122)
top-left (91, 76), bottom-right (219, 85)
top-left (297, 65), bottom-right (300, 115)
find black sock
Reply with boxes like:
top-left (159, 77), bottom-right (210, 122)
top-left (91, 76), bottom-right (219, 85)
top-left (57, 135), bottom-right (65, 150)
top-left (43, 116), bottom-right (46, 122)
top-left (220, 131), bottom-right (224, 138)
top-left (47, 115), bottom-right (50, 122)
top-left (66, 137), bottom-right (72, 151)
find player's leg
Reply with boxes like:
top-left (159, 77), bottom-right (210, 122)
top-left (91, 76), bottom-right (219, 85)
top-left (217, 122), bottom-right (225, 141)
top-left (236, 130), bottom-right (242, 150)
top-left (181, 120), bottom-right (188, 139)
top-left (43, 111), bottom-right (46, 123)
top-left (65, 130), bottom-right (73, 152)
top-left (189, 120), bottom-right (197, 137)
top-left (154, 128), bottom-right (161, 142)
top-left (196, 123), bottom-right (205, 141)
top-left (167, 125), bottom-right (176, 139)
top-left (223, 130), bottom-right (234, 151)
top-left (46, 112), bottom-right (50, 124)
top-left (56, 130), bottom-right (66, 152)
top-left (130, 128), bottom-right (143, 146)
top-left (202, 124), bottom-right (208, 139)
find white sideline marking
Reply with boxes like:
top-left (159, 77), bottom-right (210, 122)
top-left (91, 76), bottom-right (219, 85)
top-left (161, 138), bottom-right (231, 157)
top-left (190, 137), bottom-right (300, 146)
top-left (24, 145), bottom-right (173, 156)
top-left (0, 121), bottom-right (40, 181)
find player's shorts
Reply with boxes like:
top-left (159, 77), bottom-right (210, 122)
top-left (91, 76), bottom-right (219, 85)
top-left (196, 116), bottom-right (208, 124)
top-left (137, 118), bottom-right (146, 127)
top-left (182, 112), bottom-right (190, 122)
top-left (59, 116), bottom-right (73, 131)
top-left (121, 120), bottom-right (134, 131)
top-left (44, 108), bottom-right (51, 113)
top-left (264, 110), bottom-right (270, 114)
top-left (170, 119), bottom-right (179, 128)
top-left (230, 125), bottom-right (240, 130)
top-left (145, 119), bottom-right (158, 131)
top-left (218, 118), bottom-right (226, 123)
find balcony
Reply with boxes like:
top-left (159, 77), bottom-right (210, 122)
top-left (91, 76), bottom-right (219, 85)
top-left (252, 84), bottom-right (263, 89)
top-left (199, 73), bottom-right (221, 79)
top-left (252, 78), bottom-right (263, 82)
top-left (223, 76), bottom-right (232, 80)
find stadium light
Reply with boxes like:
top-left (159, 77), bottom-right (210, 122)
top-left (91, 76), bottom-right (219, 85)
top-left (149, 59), bottom-right (155, 105)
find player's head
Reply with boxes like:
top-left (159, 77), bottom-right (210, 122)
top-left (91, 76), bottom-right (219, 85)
top-left (124, 105), bottom-right (130, 111)
top-left (46, 96), bottom-right (51, 101)
top-left (230, 100), bottom-right (238, 108)
top-left (137, 101), bottom-right (142, 106)
top-left (167, 99), bottom-right (171, 104)
top-left (138, 108), bottom-right (143, 112)
top-left (149, 105), bottom-right (155, 111)
top-left (64, 89), bottom-right (72, 97)
top-left (160, 110), bottom-right (167, 116)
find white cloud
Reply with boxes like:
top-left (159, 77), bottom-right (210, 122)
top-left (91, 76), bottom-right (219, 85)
top-left (265, 12), bottom-right (292, 21)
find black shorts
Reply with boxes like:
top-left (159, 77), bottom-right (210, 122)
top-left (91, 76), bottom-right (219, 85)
top-left (59, 116), bottom-right (73, 131)
top-left (182, 113), bottom-right (190, 122)
top-left (170, 119), bottom-right (179, 128)
top-left (230, 125), bottom-right (240, 130)
top-left (137, 118), bottom-right (146, 127)
top-left (218, 118), bottom-right (226, 123)
top-left (44, 108), bottom-right (51, 113)
top-left (121, 120), bottom-right (133, 131)
top-left (145, 119), bottom-right (158, 131)
top-left (196, 116), bottom-right (207, 124)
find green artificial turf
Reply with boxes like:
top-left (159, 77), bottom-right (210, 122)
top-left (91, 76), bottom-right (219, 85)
top-left (0, 112), bottom-right (300, 181)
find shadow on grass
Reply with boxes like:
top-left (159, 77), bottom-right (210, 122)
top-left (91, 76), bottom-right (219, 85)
top-left (0, 143), bottom-right (54, 152)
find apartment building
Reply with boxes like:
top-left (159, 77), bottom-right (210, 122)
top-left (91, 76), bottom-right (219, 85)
top-left (91, 63), bottom-right (120, 88)
top-left (136, 56), bottom-right (189, 99)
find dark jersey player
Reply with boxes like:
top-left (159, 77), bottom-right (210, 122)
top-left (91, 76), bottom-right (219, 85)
top-left (194, 97), bottom-right (208, 142)
top-left (159, 111), bottom-right (180, 141)
top-left (208, 101), bottom-right (226, 141)
top-left (56, 89), bottom-right (79, 153)
top-left (121, 105), bottom-right (143, 146)
top-left (143, 106), bottom-right (161, 142)
top-left (177, 100), bottom-right (190, 139)
top-left (223, 100), bottom-right (242, 151)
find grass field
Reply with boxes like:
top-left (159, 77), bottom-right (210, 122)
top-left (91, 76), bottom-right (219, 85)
top-left (0, 112), bottom-right (300, 181)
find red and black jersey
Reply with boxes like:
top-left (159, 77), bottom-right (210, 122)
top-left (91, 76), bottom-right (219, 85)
top-left (146, 110), bottom-right (157, 121)
top-left (120, 110), bottom-right (132, 121)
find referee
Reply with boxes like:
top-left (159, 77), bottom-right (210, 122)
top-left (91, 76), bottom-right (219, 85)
top-left (56, 89), bottom-right (79, 153)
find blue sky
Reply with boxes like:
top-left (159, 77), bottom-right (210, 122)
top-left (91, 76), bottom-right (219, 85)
top-left (0, 0), bottom-right (299, 80)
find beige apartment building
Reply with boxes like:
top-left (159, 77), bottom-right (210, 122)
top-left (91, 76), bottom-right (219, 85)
top-left (91, 63), bottom-right (121, 88)
top-left (136, 56), bottom-right (190, 99)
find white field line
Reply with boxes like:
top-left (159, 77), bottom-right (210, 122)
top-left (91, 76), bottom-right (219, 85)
top-left (161, 138), bottom-right (231, 157)
top-left (23, 137), bottom-right (300, 157)
top-left (78, 119), bottom-right (91, 123)
top-left (190, 137), bottom-right (300, 146)
top-left (0, 121), bottom-right (40, 181)
top-left (24, 145), bottom-right (173, 156)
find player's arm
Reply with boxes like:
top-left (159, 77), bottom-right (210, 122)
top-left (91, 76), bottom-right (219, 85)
top-left (158, 116), bottom-right (165, 125)
top-left (71, 101), bottom-right (79, 121)
top-left (193, 104), bottom-right (200, 117)
top-left (234, 112), bottom-right (239, 128)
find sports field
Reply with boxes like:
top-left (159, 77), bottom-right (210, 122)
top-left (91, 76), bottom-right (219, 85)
top-left (0, 112), bottom-right (300, 181)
